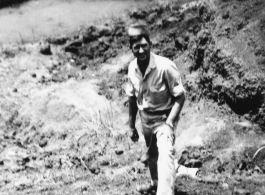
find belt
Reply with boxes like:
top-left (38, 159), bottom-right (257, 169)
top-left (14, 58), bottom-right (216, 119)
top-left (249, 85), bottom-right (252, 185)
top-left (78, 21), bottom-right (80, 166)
top-left (143, 108), bottom-right (171, 116)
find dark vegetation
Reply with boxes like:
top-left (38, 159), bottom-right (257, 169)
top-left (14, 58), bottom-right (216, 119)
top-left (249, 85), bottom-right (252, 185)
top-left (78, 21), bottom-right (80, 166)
top-left (0, 0), bottom-right (29, 8)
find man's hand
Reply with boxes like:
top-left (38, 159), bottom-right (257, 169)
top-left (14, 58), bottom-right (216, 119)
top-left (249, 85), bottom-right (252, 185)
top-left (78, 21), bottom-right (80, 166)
top-left (129, 127), bottom-right (139, 142)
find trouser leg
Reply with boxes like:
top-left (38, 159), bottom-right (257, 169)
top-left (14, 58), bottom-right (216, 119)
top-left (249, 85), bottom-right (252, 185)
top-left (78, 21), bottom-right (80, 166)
top-left (156, 124), bottom-right (175, 195)
top-left (147, 134), bottom-right (158, 186)
top-left (141, 122), bottom-right (159, 186)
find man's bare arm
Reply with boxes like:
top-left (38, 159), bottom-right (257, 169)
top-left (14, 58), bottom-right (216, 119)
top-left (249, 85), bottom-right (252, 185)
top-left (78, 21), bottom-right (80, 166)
top-left (128, 96), bottom-right (139, 142)
top-left (166, 93), bottom-right (185, 128)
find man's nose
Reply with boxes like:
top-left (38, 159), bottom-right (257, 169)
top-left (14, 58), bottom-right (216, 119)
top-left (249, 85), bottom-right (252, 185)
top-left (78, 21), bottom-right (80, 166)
top-left (139, 47), bottom-right (144, 53)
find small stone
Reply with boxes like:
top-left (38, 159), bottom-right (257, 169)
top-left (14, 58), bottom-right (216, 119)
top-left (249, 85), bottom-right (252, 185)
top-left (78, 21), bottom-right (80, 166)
top-left (111, 162), bottom-right (119, 167)
top-left (235, 169), bottom-right (241, 175)
top-left (222, 11), bottom-right (230, 19)
top-left (253, 191), bottom-right (262, 195)
top-left (115, 150), bottom-right (124, 155)
top-left (175, 37), bottom-right (185, 50)
top-left (81, 65), bottom-right (87, 70)
top-left (89, 163), bottom-right (100, 175)
top-left (40, 42), bottom-right (52, 55)
top-left (140, 153), bottom-right (149, 166)
top-left (147, 12), bottom-right (157, 23)
top-left (100, 160), bottom-right (110, 166)
top-left (222, 183), bottom-right (229, 190)
top-left (39, 139), bottom-right (48, 148)
top-left (193, 152), bottom-right (201, 159)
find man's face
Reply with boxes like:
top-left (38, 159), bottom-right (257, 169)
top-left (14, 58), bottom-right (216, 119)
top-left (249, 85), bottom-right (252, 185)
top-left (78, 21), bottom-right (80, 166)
top-left (131, 37), bottom-right (151, 62)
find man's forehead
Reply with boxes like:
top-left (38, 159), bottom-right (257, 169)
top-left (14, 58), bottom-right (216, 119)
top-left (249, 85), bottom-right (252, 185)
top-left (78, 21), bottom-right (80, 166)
top-left (132, 37), bottom-right (149, 45)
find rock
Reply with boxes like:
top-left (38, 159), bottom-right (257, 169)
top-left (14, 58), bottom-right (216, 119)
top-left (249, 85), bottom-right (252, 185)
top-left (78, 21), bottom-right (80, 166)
top-left (238, 161), bottom-right (247, 171)
top-left (82, 25), bottom-right (100, 43)
top-left (38, 139), bottom-right (48, 148)
top-left (98, 25), bottom-right (112, 36)
top-left (197, 29), bottom-right (210, 46)
top-left (193, 152), bottom-right (201, 159)
top-left (100, 160), bottom-right (110, 166)
top-left (111, 162), bottom-right (119, 167)
top-left (178, 150), bottom-right (189, 165)
top-left (162, 46), bottom-right (176, 58)
top-left (89, 162), bottom-right (100, 174)
top-left (163, 17), bottom-right (180, 27)
top-left (175, 37), bottom-right (185, 50)
top-left (115, 150), bottom-right (124, 155)
top-left (233, 188), bottom-right (251, 195)
top-left (40, 42), bottom-right (52, 55)
top-left (65, 46), bottom-right (79, 55)
top-left (147, 12), bottom-right (157, 23)
top-left (31, 73), bottom-right (37, 78)
top-left (18, 156), bottom-right (30, 166)
top-left (222, 183), bottom-right (229, 190)
top-left (47, 36), bottom-right (68, 45)
top-left (155, 19), bottom-right (163, 28)
top-left (140, 152), bottom-right (149, 166)
top-left (130, 9), bottom-right (146, 19)
top-left (253, 191), bottom-right (263, 195)
top-left (222, 11), bottom-right (230, 19)
top-left (67, 40), bottom-right (83, 47)
top-left (185, 159), bottom-right (202, 168)
top-left (114, 26), bottom-right (125, 37)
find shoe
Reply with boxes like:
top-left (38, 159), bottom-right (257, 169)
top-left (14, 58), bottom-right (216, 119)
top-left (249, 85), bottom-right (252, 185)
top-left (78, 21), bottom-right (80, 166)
top-left (136, 183), bottom-right (157, 194)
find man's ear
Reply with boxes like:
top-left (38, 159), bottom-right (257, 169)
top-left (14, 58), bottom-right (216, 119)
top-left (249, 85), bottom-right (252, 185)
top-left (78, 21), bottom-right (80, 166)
top-left (149, 41), bottom-right (152, 48)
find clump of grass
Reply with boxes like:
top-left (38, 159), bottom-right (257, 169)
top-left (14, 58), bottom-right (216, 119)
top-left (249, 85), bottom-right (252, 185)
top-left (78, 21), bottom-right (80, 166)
top-left (1, 47), bottom-right (16, 58)
top-left (205, 128), bottom-right (233, 150)
top-left (97, 73), bottom-right (127, 100)
top-left (77, 102), bottom-right (115, 137)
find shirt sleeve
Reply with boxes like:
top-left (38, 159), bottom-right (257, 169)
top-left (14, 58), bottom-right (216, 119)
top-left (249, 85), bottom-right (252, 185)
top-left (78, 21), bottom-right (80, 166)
top-left (164, 63), bottom-right (186, 97)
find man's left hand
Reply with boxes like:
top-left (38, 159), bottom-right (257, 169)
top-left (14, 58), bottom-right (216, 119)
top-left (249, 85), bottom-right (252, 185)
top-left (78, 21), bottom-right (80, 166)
top-left (129, 127), bottom-right (139, 142)
top-left (165, 121), bottom-right (174, 129)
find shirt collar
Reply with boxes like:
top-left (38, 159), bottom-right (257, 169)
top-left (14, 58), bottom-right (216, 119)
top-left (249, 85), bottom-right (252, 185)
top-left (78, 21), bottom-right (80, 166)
top-left (135, 52), bottom-right (156, 78)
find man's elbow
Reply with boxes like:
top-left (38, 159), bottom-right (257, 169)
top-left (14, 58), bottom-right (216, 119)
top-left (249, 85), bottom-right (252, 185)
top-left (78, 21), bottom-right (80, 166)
top-left (175, 92), bottom-right (185, 105)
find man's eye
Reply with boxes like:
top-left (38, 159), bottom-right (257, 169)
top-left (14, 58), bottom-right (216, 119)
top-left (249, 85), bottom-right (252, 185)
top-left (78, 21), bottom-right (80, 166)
top-left (134, 45), bottom-right (140, 50)
top-left (133, 44), bottom-right (148, 51)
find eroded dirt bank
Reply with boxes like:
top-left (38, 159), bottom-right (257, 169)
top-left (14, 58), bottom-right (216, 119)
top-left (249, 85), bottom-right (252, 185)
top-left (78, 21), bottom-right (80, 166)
top-left (1, 0), bottom-right (265, 195)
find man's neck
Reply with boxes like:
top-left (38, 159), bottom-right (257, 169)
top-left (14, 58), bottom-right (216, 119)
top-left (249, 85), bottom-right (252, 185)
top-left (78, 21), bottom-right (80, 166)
top-left (137, 57), bottom-right (150, 76)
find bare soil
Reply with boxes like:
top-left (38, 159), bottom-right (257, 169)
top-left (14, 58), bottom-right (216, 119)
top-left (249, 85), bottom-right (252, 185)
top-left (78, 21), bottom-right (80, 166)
top-left (0, 0), bottom-right (265, 195)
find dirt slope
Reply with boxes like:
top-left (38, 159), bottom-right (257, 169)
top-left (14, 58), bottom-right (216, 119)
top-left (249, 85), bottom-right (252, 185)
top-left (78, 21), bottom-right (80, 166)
top-left (1, 0), bottom-right (265, 195)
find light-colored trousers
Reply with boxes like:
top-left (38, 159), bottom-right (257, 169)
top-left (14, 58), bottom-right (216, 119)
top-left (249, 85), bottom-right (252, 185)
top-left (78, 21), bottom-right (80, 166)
top-left (140, 112), bottom-right (176, 195)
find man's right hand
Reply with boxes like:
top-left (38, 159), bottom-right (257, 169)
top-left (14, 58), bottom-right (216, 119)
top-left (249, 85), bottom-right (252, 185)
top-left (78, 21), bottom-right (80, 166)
top-left (129, 127), bottom-right (139, 142)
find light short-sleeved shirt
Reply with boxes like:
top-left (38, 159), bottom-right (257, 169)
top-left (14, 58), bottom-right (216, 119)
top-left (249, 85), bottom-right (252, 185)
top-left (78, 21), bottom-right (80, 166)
top-left (126, 52), bottom-right (185, 113)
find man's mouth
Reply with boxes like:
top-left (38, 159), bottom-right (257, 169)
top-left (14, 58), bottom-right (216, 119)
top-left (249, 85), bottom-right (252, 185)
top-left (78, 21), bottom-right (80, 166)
top-left (138, 54), bottom-right (146, 60)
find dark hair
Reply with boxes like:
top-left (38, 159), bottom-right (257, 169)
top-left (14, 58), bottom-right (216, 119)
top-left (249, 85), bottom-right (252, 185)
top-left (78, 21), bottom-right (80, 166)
top-left (129, 35), bottom-right (151, 49)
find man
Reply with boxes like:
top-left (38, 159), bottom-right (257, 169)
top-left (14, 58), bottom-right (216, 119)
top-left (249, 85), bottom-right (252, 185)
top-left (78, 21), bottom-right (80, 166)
top-left (126, 23), bottom-right (186, 195)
